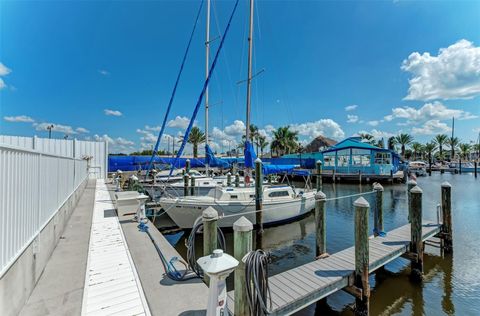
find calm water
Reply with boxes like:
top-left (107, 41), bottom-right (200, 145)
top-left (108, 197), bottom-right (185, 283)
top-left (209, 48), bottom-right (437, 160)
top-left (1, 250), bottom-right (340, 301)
top-left (165, 173), bottom-right (480, 315)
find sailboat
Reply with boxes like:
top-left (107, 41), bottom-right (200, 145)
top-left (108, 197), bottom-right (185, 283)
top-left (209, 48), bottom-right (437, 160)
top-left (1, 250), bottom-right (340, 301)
top-left (159, 0), bottom-right (316, 228)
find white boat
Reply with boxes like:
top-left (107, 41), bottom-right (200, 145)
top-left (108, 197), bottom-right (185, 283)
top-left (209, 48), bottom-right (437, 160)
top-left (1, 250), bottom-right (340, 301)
top-left (153, 168), bottom-right (206, 183)
top-left (409, 161), bottom-right (427, 176)
top-left (159, 185), bottom-right (316, 228)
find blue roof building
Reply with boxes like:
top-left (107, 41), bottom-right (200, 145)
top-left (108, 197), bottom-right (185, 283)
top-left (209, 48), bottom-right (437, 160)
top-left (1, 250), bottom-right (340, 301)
top-left (284, 137), bottom-right (401, 175)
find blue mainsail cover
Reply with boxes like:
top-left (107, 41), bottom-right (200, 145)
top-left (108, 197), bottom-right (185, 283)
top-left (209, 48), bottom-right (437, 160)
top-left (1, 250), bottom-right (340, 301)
top-left (205, 144), bottom-right (230, 168)
top-left (244, 140), bottom-right (299, 175)
top-left (244, 141), bottom-right (257, 168)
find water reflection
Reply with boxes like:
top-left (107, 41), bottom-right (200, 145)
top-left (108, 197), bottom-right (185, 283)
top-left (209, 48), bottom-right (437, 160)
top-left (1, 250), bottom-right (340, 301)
top-left (161, 173), bottom-right (479, 315)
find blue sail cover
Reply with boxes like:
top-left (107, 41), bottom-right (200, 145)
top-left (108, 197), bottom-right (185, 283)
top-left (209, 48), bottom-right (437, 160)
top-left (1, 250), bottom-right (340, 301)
top-left (205, 144), bottom-right (230, 168)
top-left (244, 141), bottom-right (257, 168)
top-left (262, 164), bottom-right (297, 175)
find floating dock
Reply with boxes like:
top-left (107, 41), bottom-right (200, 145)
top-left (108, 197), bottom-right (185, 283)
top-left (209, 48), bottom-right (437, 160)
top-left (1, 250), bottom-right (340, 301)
top-left (228, 222), bottom-right (441, 315)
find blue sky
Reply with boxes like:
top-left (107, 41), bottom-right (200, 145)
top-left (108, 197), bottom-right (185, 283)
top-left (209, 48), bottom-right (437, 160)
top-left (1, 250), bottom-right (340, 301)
top-left (1, 0), bottom-right (479, 153)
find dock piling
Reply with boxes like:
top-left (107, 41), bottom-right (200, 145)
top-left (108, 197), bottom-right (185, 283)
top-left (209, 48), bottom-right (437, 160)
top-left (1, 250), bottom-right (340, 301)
top-left (255, 158), bottom-right (264, 249)
top-left (441, 182), bottom-right (453, 253)
top-left (316, 160), bottom-right (323, 191)
top-left (407, 180), bottom-right (417, 223)
top-left (185, 158), bottom-right (191, 174)
top-left (184, 174), bottom-right (190, 196)
top-left (190, 175), bottom-right (195, 196)
top-left (409, 185), bottom-right (424, 281)
top-left (235, 172), bottom-right (240, 187)
top-left (373, 183), bottom-right (384, 237)
top-left (202, 207), bottom-right (219, 284)
top-left (474, 161), bottom-right (477, 178)
top-left (314, 191), bottom-right (327, 258)
top-left (354, 197), bottom-right (370, 316)
top-left (227, 172), bottom-right (232, 187)
top-left (233, 217), bottom-right (253, 316)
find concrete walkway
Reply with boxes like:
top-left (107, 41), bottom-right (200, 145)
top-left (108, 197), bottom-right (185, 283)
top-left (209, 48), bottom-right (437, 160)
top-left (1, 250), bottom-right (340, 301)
top-left (19, 180), bottom-right (97, 316)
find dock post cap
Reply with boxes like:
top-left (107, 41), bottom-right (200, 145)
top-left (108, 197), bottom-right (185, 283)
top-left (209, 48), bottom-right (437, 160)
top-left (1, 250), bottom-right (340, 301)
top-left (186, 158), bottom-right (190, 162)
top-left (407, 179), bottom-right (417, 185)
top-left (354, 196), bottom-right (370, 208)
top-left (202, 207), bottom-right (219, 220)
top-left (233, 216), bottom-right (253, 232)
top-left (255, 157), bottom-right (262, 163)
top-left (410, 185), bottom-right (423, 194)
top-left (315, 191), bottom-right (327, 201)
top-left (226, 172), bottom-right (231, 175)
top-left (316, 160), bottom-right (322, 165)
top-left (441, 181), bottom-right (452, 188)
top-left (373, 183), bottom-right (384, 191)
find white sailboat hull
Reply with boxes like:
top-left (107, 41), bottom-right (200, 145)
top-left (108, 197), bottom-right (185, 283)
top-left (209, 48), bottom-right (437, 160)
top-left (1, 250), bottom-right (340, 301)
top-left (159, 191), bottom-right (316, 228)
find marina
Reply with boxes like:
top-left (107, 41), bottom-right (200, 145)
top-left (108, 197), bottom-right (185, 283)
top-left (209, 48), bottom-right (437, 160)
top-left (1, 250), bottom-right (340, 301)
top-left (1, 0), bottom-right (480, 315)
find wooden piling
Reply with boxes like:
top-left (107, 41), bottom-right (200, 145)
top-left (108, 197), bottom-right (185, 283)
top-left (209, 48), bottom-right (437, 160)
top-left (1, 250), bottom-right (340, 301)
top-left (459, 159), bottom-right (462, 174)
top-left (354, 197), bottom-right (370, 316)
top-left (409, 185), bottom-right (423, 281)
top-left (316, 160), bottom-right (323, 191)
top-left (190, 175), bottom-right (195, 196)
top-left (407, 180), bottom-right (417, 223)
top-left (314, 191), bottom-right (327, 258)
top-left (475, 161), bottom-right (477, 178)
top-left (184, 174), bottom-right (190, 196)
top-left (227, 172), bottom-right (232, 187)
top-left (233, 217), bottom-right (253, 316)
top-left (255, 158), bottom-right (264, 249)
top-left (441, 182), bottom-right (453, 253)
top-left (373, 183), bottom-right (384, 237)
top-left (235, 172), bottom-right (240, 187)
top-left (185, 158), bottom-right (191, 174)
top-left (202, 207), bottom-right (218, 284)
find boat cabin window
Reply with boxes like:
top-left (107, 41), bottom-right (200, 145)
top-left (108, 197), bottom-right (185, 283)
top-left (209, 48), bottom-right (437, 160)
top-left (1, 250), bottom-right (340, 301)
top-left (374, 152), bottom-right (391, 165)
top-left (249, 195), bottom-right (255, 198)
top-left (230, 195), bottom-right (238, 199)
top-left (203, 182), bottom-right (210, 185)
top-left (268, 191), bottom-right (290, 198)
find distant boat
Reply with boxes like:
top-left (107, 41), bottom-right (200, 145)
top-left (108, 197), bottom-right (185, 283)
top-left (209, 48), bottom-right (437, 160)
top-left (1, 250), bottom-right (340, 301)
top-left (409, 161), bottom-right (427, 177)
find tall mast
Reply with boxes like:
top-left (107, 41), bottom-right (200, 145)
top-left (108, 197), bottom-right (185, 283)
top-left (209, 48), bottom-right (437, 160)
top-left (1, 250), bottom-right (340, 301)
top-left (245, 0), bottom-right (254, 185)
top-left (205, 0), bottom-right (211, 174)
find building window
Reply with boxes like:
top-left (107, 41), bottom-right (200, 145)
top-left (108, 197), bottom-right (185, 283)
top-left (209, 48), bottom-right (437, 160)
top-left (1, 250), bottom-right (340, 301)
top-left (374, 152), bottom-right (391, 165)
top-left (324, 152), bottom-right (335, 166)
top-left (351, 149), bottom-right (371, 166)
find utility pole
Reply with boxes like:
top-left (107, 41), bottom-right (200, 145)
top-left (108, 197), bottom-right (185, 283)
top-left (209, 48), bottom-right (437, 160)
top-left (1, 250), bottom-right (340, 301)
top-left (47, 124), bottom-right (54, 139)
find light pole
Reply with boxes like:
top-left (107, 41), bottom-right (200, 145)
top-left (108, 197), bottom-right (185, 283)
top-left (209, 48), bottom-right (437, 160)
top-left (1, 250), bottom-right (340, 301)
top-left (47, 124), bottom-right (54, 139)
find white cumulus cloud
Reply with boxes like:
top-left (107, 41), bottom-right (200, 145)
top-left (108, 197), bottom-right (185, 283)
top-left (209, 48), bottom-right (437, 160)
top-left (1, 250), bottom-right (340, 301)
top-left (0, 62), bottom-right (12, 90)
top-left (224, 120), bottom-right (246, 136)
top-left (34, 122), bottom-right (76, 135)
top-left (345, 104), bottom-right (358, 111)
top-left (167, 116), bottom-right (190, 129)
top-left (367, 120), bottom-right (380, 126)
top-left (104, 109), bottom-right (123, 116)
top-left (384, 101), bottom-right (477, 124)
top-left (76, 127), bottom-right (90, 133)
top-left (402, 39), bottom-right (480, 100)
top-left (291, 119), bottom-right (345, 140)
top-left (347, 115), bottom-right (359, 123)
top-left (358, 129), bottom-right (395, 139)
top-left (411, 120), bottom-right (452, 135)
top-left (4, 115), bottom-right (35, 123)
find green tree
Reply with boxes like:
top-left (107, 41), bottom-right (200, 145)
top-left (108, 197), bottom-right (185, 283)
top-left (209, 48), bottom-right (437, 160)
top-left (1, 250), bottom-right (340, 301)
top-left (424, 142), bottom-right (437, 165)
top-left (434, 134), bottom-right (448, 159)
top-left (271, 126), bottom-right (299, 157)
top-left (411, 142), bottom-right (424, 160)
top-left (387, 136), bottom-right (396, 151)
top-left (448, 137), bottom-right (460, 160)
top-left (394, 133), bottom-right (414, 157)
top-left (257, 135), bottom-right (269, 158)
top-left (180, 126), bottom-right (206, 158)
top-left (459, 143), bottom-right (471, 160)
top-left (359, 133), bottom-right (376, 145)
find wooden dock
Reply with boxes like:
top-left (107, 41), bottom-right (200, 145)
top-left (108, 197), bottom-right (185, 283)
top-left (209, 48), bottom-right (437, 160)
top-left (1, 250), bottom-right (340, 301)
top-left (227, 221), bottom-right (441, 316)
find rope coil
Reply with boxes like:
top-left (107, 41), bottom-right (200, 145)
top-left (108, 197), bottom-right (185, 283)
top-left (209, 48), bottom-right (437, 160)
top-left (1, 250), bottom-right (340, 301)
top-left (244, 250), bottom-right (272, 315)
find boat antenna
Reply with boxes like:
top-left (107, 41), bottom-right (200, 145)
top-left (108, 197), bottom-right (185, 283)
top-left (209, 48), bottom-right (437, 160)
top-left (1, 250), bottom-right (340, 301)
top-left (244, 0), bottom-right (255, 186)
top-left (205, 0), bottom-right (211, 176)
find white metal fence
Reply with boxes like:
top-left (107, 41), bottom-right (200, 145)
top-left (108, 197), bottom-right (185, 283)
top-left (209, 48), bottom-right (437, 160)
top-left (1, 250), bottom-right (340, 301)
top-left (0, 135), bottom-right (108, 179)
top-left (0, 144), bottom-right (88, 277)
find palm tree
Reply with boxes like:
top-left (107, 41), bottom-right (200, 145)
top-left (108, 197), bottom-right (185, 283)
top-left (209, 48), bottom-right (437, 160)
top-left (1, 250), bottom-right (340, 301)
top-left (242, 124), bottom-right (260, 152)
top-left (411, 142), bottom-right (424, 160)
top-left (387, 136), bottom-right (396, 151)
top-left (448, 137), bottom-right (460, 160)
top-left (459, 143), bottom-right (471, 160)
top-left (475, 143), bottom-right (480, 160)
top-left (181, 126), bottom-right (206, 158)
top-left (434, 134), bottom-right (448, 159)
top-left (394, 133), bottom-right (413, 157)
top-left (424, 142), bottom-right (437, 169)
top-left (271, 126), bottom-right (299, 157)
top-left (359, 133), bottom-right (376, 145)
top-left (257, 136), bottom-right (269, 158)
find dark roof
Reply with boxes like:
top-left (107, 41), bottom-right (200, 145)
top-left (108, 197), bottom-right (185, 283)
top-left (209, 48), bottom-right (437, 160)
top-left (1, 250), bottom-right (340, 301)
top-left (303, 135), bottom-right (337, 153)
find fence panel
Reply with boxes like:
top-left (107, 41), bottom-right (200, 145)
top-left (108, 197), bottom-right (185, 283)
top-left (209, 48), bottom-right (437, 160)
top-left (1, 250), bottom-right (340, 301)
top-left (0, 145), bottom-right (88, 277)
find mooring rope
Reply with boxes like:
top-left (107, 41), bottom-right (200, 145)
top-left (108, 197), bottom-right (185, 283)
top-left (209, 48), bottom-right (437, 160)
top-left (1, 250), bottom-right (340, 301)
top-left (244, 250), bottom-right (272, 315)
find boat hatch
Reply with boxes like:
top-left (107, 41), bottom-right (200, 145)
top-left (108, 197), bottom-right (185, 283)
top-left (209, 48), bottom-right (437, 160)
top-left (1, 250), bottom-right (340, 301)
top-left (268, 191), bottom-right (290, 197)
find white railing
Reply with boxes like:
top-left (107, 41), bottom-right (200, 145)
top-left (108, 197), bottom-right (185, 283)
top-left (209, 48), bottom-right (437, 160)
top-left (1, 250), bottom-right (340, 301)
top-left (0, 144), bottom-right (88, 277)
